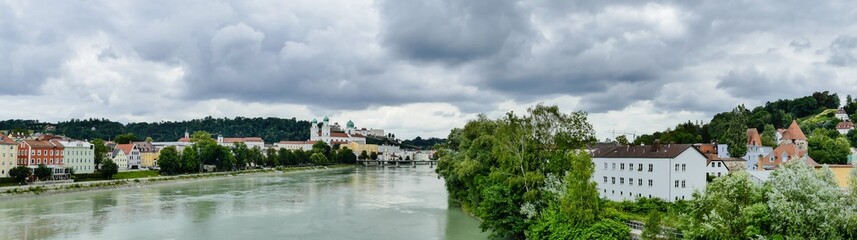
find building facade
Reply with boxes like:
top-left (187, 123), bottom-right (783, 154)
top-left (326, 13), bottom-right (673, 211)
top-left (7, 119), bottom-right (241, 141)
top-left (133, 142), bottom-right (159, 169)
top-left (111, 148), bottom-right (129, 170)
top-left (55, 140), bottom-right (95, 174)
top-left (0, 133), bottom-right (17, 177)
top-left (592, 143), bottom-right (707, 202)
top-left (275, 141), bottom-right (316, 151)
top-left (344, 142), bottom-right (378, 156)
top-left (116, 144), bottom-right (141, 170)
top-left (17, 140), bottom-right (64, 167)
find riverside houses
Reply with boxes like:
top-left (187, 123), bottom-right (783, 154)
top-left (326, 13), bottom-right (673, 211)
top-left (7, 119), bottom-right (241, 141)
top-left (55, 140), bottom-right (95, 174)
top-left (592, 142), bottom-right (707, 202)
top-left (0, 133), bottom-right (17, 177)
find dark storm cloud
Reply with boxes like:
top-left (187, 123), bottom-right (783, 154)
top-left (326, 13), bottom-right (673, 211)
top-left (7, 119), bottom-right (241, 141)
top-left (1, 0), bottom-right (856, 117)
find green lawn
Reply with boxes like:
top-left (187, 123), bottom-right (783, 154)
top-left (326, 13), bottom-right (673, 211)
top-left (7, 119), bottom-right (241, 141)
top-left (112, 170), bottom-right (160, 179)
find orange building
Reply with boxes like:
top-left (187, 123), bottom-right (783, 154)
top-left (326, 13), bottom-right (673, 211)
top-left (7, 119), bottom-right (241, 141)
top-left (18, 140), bottom-right (64, 167)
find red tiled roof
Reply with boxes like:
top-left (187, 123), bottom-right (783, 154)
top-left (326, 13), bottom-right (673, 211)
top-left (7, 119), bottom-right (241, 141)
top-left (781, 120), bottom-right (807, 141)
top-left (116, 144), bottom-right (135, 155)
top-left (761, 143), bottom-right (816, 167)
top-left (222, 137), bottom-right (264, 143)
top-left (0, 133), bottom-right (15, 145)
top-left (593, 144), bottom-right (701, 159)
top-left (836, 121), bottom-right (854, 129)
top-left (24, 140), bottom-right (60, 148)
top-left (747, 129), bottom-right (762, 146)
top-left (330, 132), bottom-right (349, 138)
top-left (278, 141), bottom-right (316, 145)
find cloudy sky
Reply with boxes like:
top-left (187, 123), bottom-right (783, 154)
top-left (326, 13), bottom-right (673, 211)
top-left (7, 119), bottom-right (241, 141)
top-left (2, 1), bottom-right (857, 140)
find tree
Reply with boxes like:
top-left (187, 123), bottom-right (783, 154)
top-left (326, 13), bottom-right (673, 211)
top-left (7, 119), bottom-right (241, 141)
top-left (615, 135), bottom-right (629, 145)
top-left (310, 153), bottom-right (328, 165)
top-left (100, 159), bottom-right (119, 179)
top-left (145, 137), bottom-right (154, 143)
top-left (232, 142), bottom-right (249, 170)
top-left (370, 152), bottom-right (378, 160)
top-left (719, 106), bottom-right (749, 157)
top-left (249, 146), bottom-right (264, 167)
top-left (114, 133), bottom-right (138, 144)
top-left (277, 148), bottom-right (291, 166)
top-left (405, 155), bottom-right (411, 161)
top-left (91, 139), bottom-right (109, 170)
top-left (761, 124), bottom-right (778, 147)
top-left (265, 147), bottom-right (278, 167)
top-left (338, 148), bottom-right (356, 164)
top-left (9, 166), bottom-right (31, 184)
top-left (766, 160), bottom-right (847, 239)
top-left (190, 131), bottom-right (216, 148)
top-left (642, 211), bottom-right (662, 240)
top-left (359, 150), bottom-right (369, 160)
top-left (34, 164), bottom-right (52, 181)
top-left (182, 146), bottom-right (200, 173)
top-left (684, 171), bottom-right (768, 239)
top-left (808, 130), bottom-right (851, 164)
top-left (158, 146), bottom-right (181, 175)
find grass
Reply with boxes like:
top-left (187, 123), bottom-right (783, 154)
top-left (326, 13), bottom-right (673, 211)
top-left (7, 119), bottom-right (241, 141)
top-left (112, 170), bottom-right (160, 179)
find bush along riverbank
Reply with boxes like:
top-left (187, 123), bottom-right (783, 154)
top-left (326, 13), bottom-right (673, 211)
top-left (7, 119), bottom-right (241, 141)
top-left (0, 165), bottom-right (353, 199)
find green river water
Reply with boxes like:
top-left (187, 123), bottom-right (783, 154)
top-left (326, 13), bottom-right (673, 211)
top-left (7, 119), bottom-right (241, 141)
top-left (0, 166), bottom-right (488, 240)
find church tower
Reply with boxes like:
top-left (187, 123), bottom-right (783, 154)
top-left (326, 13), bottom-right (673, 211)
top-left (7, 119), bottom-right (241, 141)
top-left (322, 116), bottom-right (331, 138)
top-left (310, 118), bottom-right (319, 141)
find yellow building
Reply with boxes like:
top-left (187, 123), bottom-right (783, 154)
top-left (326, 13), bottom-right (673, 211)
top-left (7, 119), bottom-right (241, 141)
top-left (0, 133), bottom-right (17, 178)
top-left (344, 142), bottom-right (378, 156)
top-left (819, 165), bottom-right (855, 188)
top-left (134, 142), bottom-right (159, 169)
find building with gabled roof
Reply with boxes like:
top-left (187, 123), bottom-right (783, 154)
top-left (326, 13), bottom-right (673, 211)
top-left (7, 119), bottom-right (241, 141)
top-left (0, 133), bottom-right (17, 177)
top-left (776, 120), bottom-right (808, 151)
top-left (17, 139), bottom-right (64, 167)
top-left (115, 144), bottom-right (140, 170)
top-left (836, 108), bottom-right (849, 121)
top-left (836, 120), bottom-right (854, 135)
top-left (592, 141), bottom-right (707, 202)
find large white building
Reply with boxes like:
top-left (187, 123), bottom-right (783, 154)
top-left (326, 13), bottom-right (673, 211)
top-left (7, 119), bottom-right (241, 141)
top-left (55, 140), bottom-right (95, 174)
top-left (309, 117), bottom-right (366, 145)
top-left (275, 141), bottom-right (317, 151)
top-left (592, 143), bottom-right (708, 202)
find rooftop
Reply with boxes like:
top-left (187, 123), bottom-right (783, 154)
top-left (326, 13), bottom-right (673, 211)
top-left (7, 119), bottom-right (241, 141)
top-left (592, 144), bottom-right (699, 159)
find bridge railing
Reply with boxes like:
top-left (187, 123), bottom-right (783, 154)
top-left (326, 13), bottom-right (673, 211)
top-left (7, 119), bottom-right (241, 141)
top-left (626, 220), bottom-right (682, 239)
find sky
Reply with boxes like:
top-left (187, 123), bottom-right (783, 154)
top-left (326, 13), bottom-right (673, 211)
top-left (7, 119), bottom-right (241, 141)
top-left (1, 1), bottom-right (857, 140)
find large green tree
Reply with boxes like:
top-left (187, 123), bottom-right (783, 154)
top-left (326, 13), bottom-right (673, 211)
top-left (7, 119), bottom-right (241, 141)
top-left (232, 142), bottom-right (250, 170)
top-left (34, 164), bottom-right (52, 181)
top-left (808, 130), bottom-right (851, 164)
top-left (684, 171), bottom-right (769, 239)
top-left (91, 139), bottom-right (109, 170)
top-left (114, 133), bottom-right (138, 144)
top-left (766, 161), bottom-right (848, 239)
top-left (310, 153), bottom-right (328, 165)
top-left (181, 146), bottom-right (200, 173)
top-left (9, 166), bottom-right (31, 184)
top-left (158, 146), bottom-right (181, 175)
top-left (761, 124), bottom-right (778, 147)
top-left (100, 159), bottom-right (119, 179)
top-left (718, 106), bottom-right (749, 157)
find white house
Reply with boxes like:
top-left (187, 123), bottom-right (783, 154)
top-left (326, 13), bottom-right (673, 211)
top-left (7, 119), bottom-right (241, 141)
top-left (745, 129), bottom-right (773, 170)
top-left (111, 148), bottom-right (129, 171)
top-left (275, 141), bottom-right (316, 151)
top-left (836, 120), bottom-right (854, 135)
top-left (706, 159), bottom-right (730, 178)
top-left (836, 108), bottom-right (850, 121)
top-left (55, 140), bottom-right (95, 174)
top-left (592, 142), bottom-right (708, 202)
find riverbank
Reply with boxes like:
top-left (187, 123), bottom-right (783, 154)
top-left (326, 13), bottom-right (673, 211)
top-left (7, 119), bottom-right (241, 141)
top-left (0, 165), bottom-right (354, 200)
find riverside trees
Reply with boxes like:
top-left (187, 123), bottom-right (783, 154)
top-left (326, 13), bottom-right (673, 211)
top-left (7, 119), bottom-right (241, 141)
top-left (157, 131), bottom-right (357, 175)
top-left (435, 104), bottom-right (630, 239)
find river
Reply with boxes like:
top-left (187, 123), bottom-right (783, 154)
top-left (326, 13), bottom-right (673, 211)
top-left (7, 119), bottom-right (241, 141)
top-left (0, 166), bottom-right (488, 240)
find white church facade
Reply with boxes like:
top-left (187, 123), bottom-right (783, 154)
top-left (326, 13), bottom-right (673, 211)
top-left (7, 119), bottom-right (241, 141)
top-left (310, 117), bottom-right (367, 145)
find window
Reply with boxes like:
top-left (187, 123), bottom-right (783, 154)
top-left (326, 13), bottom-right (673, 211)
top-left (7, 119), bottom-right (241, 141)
top-left (682, 164), bottom-right (686, 171)
top-left (603, 163), bottom-right (607, 169)
top-left (648, 164), bottom-right (653, 172)
top-left (620, 178), bottom-right (624, 184)
top-left (638, 179), bottom-right (643, 186)
top-left (717, 162), bottom-right (722, 168)
top-left (718, 172), bottom-right (721, 177)
top-left (675, 164), bottom-right (679, 171)
top-left (648, 179), bottom-right (653, 187)
top-left (675, 180), bottom-right (679, 188)
top-left (681, 180), bottom-right (686, 188)
top-left (620, 163), bottom-right (625, 171)
top-left (629, 178), bottom-right (634, 185)
top-left (638, 163), bottom-right (643, 171)
top-left (612, 163), bottom-right (616, 170)
top-left (603, 176), bottom-right (607, 183)
top-left (612, 177), bottom-right (616, 184)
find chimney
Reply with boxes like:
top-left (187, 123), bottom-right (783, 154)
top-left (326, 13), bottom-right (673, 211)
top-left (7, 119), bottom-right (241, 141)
top-left (651, 139), bottom-right (660, 152)
top-left (757, 155), bottom-right (763, 171)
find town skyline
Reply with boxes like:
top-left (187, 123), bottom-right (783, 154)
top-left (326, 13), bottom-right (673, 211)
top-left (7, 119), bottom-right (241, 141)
top-left (2, 1), bottom-right (857, 140)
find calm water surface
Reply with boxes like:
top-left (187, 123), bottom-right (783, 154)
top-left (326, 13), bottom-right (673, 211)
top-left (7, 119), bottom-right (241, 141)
top-left (0, 166), bottom-right (488, 240)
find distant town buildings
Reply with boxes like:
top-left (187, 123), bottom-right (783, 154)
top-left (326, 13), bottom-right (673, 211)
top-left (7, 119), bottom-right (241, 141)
top-left (309, 117), bottom-right (367, 145)
top-left (54, 140), bottom-right (95, 174)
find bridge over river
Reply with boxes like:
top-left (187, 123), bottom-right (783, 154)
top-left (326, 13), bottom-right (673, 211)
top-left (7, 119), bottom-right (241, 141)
top-left (357, 159), bottom-right (438, 168)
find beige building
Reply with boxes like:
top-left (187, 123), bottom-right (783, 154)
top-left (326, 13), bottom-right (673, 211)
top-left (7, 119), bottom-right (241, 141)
top-left (134, 142), bottom-right (159, 169)
top-left (0, 133), bottom-right (17, 177)
top-left (344, 142), bottom-right (378, 156)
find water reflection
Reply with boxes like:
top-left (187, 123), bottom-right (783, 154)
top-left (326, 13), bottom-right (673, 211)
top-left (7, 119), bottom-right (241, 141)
top-left (0, 167), bottom-right (488, 240)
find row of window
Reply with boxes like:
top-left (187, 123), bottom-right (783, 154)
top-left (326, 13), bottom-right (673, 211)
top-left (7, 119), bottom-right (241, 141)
top-left (64, 150), bottom-right (92, 156)
top-left (19, 150), bottom-right (63, 156)
top-left (674, 164), bottom-right (687, 172)
top-left (25, 159), bottom-right (61, 165)
top-left (602, 189), bottom-right (688, 201)
top-left (604, 176), bottom-right (653, 187)
top-left (1, 153), bottom-right (13, 158)
top-left (604, 162), bottom-right (654, 172)
top-left (710, 162), bottom-right (723, 168)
